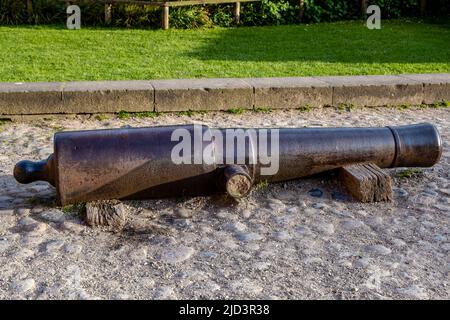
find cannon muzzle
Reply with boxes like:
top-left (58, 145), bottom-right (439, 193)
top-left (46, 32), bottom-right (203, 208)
top-left (14, 123), bottom-right (442, 205)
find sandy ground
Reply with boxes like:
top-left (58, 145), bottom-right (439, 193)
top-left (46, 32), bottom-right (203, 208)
top-left (0, 106), bottom-right (449, 300)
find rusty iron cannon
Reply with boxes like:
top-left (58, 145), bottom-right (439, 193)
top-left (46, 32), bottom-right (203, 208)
top-left (13, 123), bottom-right (442, 206)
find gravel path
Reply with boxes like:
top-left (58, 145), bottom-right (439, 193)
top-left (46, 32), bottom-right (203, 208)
top-left (0, 107), bottom-right (449, 300)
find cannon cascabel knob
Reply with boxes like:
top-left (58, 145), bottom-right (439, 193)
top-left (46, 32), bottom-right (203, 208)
top-left (13, 155), bottom-right (55, 186)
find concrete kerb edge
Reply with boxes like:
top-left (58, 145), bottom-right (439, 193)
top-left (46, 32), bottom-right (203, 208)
top-left (0, 74), bottom-right (449, 116)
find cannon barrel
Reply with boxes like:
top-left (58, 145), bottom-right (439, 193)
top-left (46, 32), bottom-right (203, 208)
top-left (14, 123), bottom-right (442, 205)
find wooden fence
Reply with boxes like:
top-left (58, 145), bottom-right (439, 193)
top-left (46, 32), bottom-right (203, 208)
top-left (63, 0), bottom-right (261, 29)
top-left (61, 0), bottom-right (430, 30)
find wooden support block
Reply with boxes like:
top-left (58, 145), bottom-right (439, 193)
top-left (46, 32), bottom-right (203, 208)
top-left (234, 2), bottom-right (241, 25)
top-left (105, 3), bottom-right (112, 24)
top-left (86, 200), bottom-right (128, 229)
top-left (162, 4), bottom-right (169, 30)
top-left (339, 163), bottom-right (393, 202)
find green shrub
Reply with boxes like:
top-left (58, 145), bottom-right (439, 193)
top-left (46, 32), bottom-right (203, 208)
top-left (241, 0), bottom-right (298, 26)
top-left (0, 0), bottom-right (103, 25)
top-left (0, 0), bottom-right (25, 24)
top-left (114, 4), bottom-right (160, 28)
top-left (0, 0), bottom-right (449, 27)
top-left (170, 6), bottom-right (213, 29)
top-left (302, 0), bottom-right (362, 23)
top-left (211, 5), bottom-right (234, 27)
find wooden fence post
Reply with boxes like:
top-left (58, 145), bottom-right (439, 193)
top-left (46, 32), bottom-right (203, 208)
top-left (105, 3), bottom-right (112, 24)
top-left (26, 0), bottom-right (34, 23)
top-left (420, 0), bottom-right (426, 16)
top-left (162, 4), bottom-right (169, 30)
top-left (299, 0), bottom-right (304, 21)
top-left (361, 0), bottom-right (368, 17)
top-left (234, 2), bottom-right (241, 25)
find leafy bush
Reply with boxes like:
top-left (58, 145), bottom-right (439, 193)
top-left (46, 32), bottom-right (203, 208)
top-left (428, 0), bottom-right (450, 16)
top-left (260, 0), bottom-right (298, 25)
top-left (0, 0), bottom-right (448, 27)
top-left (0, 0), bottom-right (102, 25)
top-left (303, 0), bottom-right (357, 23)
top-left (368, 0), bottom-right (413, 18)
top-left (170, 6), bottom-right (213, 29)
top-left (114, 4), bottom-right (160, 28)
top-left (211, 5), bottom-right (234, 27)
top-left (28, 0), bottom-right (66, 24)
top-left (0, 0), bottom-right (26, 25)
top-left (240, 0), bottom-right (298, 26)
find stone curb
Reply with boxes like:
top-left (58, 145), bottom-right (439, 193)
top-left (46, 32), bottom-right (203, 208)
top-left (0, 74), bottom-right (449, 116)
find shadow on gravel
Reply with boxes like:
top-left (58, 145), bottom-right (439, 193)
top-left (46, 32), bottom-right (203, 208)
top-left (0, 169), bottom-right (357, 211)
top-left (0, 174), bottom-right (56, 210)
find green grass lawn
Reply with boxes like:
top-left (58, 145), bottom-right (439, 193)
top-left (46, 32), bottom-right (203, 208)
top-left (0, 19), bottom-right (449, 82)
